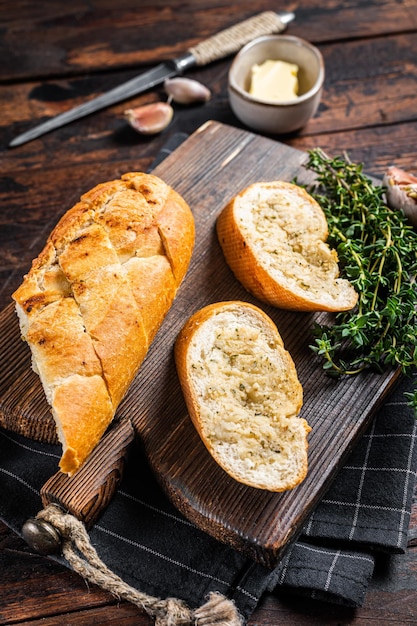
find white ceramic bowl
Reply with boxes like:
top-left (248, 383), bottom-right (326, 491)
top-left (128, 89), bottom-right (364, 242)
top-left (228, 34), bottom-right (325, 135)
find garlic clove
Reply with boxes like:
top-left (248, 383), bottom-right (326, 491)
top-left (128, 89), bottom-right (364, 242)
top-left (383, 166), bottom-right (417, 228)
top-left (164, 77), bottom-right (211, 105)
top-left (124, 102), bottom-right (174, 135)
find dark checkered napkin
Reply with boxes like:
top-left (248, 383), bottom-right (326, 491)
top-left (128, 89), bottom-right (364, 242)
top-left (268, 371), bottom-right (417, 607)
top-left (302, 399), bottom-right (417, 553)
top-left (270, 542), bottom-right (375, 607)
top-left (1, 375), bottom-right (416, 618)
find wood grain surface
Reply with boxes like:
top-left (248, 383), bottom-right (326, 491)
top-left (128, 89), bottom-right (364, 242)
top-left (1, 0), bottom-right (416, 624)
top-left (0, 121), bottom-right (402, 567)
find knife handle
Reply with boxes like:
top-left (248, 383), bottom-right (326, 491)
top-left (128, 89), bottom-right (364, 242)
top-left (40, 418), bottom-right (135, 529)
top-left (188, 11), bottom-right (289, 66)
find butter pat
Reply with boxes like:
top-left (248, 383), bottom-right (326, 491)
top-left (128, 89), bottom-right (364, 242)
top-left (249, 59), bottom-right (299, 103)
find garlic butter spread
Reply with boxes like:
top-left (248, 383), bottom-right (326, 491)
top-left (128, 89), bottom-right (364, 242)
top-left (189, 311), bottom-right (301, 470)
top-left (249, 59), bottom-right (299, 103)
top-left (236, 185), bottom-right (340, 298)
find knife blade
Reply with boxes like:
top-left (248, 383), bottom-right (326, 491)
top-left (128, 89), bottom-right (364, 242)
top-left (9, 11), bottom-right (294, 148)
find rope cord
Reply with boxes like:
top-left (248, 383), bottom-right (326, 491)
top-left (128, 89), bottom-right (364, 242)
top-left (37, 504), bottom-right (243, 626)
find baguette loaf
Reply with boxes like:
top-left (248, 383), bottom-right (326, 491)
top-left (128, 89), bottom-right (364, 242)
top-left (217, 181), bottom-right (358, 312)
top-left (12, 172), bottom-right (194, 475)
top-left (175, 301), bottom-right (311, 491)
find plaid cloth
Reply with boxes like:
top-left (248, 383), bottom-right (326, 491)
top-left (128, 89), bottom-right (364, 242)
top-left (1, 136), bottom-right (416, 620)
top-left (0, 370), bottom-right (416, 620)
top-left (269, 370), bottom-right (417, 607)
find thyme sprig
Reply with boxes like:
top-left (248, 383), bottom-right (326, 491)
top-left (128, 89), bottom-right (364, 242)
top-left (304, 149), bottom-right (417, 408)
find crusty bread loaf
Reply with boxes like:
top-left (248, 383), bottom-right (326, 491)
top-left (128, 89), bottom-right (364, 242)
top-left (13, 172), bottom-right (194, 475)
top-left (217, 181), bottom-right (358, 312)
top-left (175, 301), bottom-right (311, 491)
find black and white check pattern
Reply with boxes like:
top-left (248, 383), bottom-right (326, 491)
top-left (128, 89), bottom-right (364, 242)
top-left (269, 371), bottom-right (417, 607)
top-left (271, 542), bottom-right (375, 606)
top-left (1, 372), bottom-right (416, 617)
top-left (303, 403), bottom-right (417, 552)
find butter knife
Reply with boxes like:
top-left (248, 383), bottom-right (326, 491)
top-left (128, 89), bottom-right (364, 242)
top-left (9, 11), bottom-right (294, 147)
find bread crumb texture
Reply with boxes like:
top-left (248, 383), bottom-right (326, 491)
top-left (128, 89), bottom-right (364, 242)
top-left (176, 302), bottom-right (311, 491)
top-left (13, 173), bottom-right (194, 474)
top-left (217, 181), bottom-right (358, 312)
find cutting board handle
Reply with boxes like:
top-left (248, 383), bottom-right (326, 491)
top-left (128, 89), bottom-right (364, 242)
top-left (40, 418), bottom-right (135, 528)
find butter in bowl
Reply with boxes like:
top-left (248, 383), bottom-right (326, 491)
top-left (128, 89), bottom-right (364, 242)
top-left (228, 34), bottom-right (325, 135)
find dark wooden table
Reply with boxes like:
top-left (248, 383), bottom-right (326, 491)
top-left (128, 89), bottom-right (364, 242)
top-left (1, 1), bottom-right (416, 624)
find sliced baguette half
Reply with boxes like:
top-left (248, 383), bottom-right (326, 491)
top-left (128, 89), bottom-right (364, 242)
top-left (216, 181), bottom-right (358, 312)
top-left (175, 301), bottom-right (311, 491)
top-left (13, 172), bottom-right (194, 475)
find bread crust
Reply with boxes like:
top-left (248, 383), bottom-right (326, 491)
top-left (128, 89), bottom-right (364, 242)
top-left (13, 172), bottom-right (194, 475)
top-left (217, 181), bottom-right (358, 312)
top-left (175, 301), bottom-right (311, 491)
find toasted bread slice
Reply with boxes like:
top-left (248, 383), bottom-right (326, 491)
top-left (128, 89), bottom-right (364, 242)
top-left (175, 301), bottom-right (311, 491)
top-left (217, 181), bottom-right (358, 312)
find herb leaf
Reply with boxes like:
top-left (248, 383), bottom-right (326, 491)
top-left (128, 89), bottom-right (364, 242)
top-left (304, 149), bottom-right (417, 409)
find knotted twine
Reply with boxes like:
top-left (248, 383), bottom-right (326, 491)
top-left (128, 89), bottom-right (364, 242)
top-left (37, 504), bottom-right (243, 626)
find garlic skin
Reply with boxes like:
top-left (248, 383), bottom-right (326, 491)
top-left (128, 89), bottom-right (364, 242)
top-left (124, 102), bottom-right (174, 135)
top-left (383, 166), bottom-right (417, 228)
top-left (164, 77), bottom-right (211, 105)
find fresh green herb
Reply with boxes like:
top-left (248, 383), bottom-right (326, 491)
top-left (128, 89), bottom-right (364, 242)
top-left (303, 148), bottom-right (417, 409)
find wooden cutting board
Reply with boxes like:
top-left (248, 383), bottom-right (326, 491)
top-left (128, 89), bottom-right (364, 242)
top-left (0, 121), bottom-right (400, 568)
